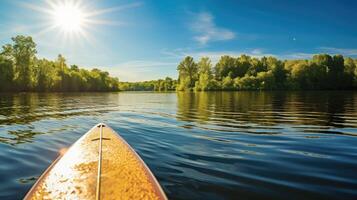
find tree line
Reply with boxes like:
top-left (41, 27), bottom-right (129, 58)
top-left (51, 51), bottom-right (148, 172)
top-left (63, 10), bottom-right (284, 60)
top-left (1, 35), bottom-right (357, 92)
top-left (119, 77), bottom-right (177, 91)
top-left (0, 35), bottom-right (119, 92)
top-left (176, 54), bottom-right (357, 91)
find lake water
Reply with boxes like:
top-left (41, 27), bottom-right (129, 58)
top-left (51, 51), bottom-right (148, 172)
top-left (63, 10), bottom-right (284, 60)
top-left (0, 91), bottom-right (356, 200)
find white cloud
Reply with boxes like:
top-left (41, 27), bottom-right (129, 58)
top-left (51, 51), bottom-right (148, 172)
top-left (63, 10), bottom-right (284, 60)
top-left (162, 48), bottom-right (275, 63)
top-left (106, 68), bottom-right (144, 82)
top-left (107, 60), bottom-right (177, 81)
top-left (317, 47), bottom-right (357, 56)
top-left (191, 12), bottom-right (235, 45)
top-left (282, 53), bottom-right (314, 59)
top-left (281, 47), bottom-right (357, 60)
top-left (116, 60), bottom-right (177, 69)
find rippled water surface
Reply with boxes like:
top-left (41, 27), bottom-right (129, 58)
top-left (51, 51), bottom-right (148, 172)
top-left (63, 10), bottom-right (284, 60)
top-left (0, 91), bottom-right (357, 200)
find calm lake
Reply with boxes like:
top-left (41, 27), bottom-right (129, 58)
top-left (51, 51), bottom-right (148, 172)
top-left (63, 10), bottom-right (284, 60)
top-left (0, 91), bottom-right (356, 200)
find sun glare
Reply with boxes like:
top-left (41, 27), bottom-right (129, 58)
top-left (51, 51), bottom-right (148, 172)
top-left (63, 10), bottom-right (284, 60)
top-left (23, 0), bottom-right (136, 43)
top-left (52, 2), bottom-right (85, 33)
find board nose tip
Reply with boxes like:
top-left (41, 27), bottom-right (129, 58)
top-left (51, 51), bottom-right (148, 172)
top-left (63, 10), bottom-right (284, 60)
top-left (96, 122), bottom-right (107, 128)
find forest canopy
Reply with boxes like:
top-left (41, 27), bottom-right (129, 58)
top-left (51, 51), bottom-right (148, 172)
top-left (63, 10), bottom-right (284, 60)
top-left (116, 54), bottom-right (357, 91)
top-left (0, 35), bottom-right (119, 92)
top-left (176, 54), bottom-right (357, 91)
top-left (1, 35), bottom-right (356, 92)
top-left (119, 77), bottom-right (177, 91)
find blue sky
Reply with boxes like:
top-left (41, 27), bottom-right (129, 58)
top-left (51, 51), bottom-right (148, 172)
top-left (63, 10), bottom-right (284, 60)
top-left (1, 0), bottom-right (357, 81)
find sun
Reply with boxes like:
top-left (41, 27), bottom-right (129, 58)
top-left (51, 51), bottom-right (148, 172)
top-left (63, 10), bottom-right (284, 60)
top-left (51, 2), bottom-right (85, 33)
top-left (22, 0), bottom-right (141, 43)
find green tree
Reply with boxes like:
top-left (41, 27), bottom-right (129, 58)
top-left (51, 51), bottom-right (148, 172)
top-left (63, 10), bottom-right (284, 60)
top-left (164, 77), bottom-right (174, 90)
top-left (55, 54), bottom-right (69, 91)
top-left (0, 55), bottom-right (14, 91)
top-left (290, 62), bottom-right (327, 89)
top-left (0, 35), bottom-right (121, 93)
top-left (34, 58), bottom-right (58, 91)
top-left (312, 54), bottom-right (338, 89)
top-left (234, 75), bottom-right (258, 90)
top-left (312, 54), bottom-right (333, 67)
top-left (257, 71), bottom-right (275, 90)
top-left (214, 55), bottom-right (235, 80)
top-left (3, 36), bottom-right (37, 91)
top-left (177, 56), bottom-right (198, 90)
top-left (234, 55), bottom-right (251, 78)
top-left (342, 58), bottom-right (356, 88)
top-left (246, 57), bottom-right (267, 76)
top-left (269, 58), bottom-right (287, 89)
top-left (195, 57), bottom-right (214, 91)
top-left (222, 74), bottom-right (234, 90)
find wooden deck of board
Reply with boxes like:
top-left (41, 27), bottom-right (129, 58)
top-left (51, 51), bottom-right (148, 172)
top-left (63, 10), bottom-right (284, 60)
top-left (25, 124), bottom-right (167, 200)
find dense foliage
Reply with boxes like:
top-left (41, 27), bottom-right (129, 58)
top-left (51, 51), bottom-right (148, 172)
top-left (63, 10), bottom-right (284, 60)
top-left (119, 77), bottom-right (177, 91)
top-left (0, 35), bottom-right (119, 92)
top-left (177, 55), bottom-right (357, 91)
top-left (1, 35), bottom-right (356, 93)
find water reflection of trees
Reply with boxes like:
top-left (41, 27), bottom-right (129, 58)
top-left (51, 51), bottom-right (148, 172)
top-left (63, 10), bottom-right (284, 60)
top-left (0, 129), bottom-right (44, 146)
top-left (177, 91), bottom-right (357, 128)
top-left (0, 93), bottom-right (118, 145)
top-left (0, 93), bottom-right (118, 125)
top-left (0, 91), bottom-right (355, 145)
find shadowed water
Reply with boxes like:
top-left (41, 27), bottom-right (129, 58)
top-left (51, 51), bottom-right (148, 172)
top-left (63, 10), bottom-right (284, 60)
top-left (0, 91), bottom-right (356, 200)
